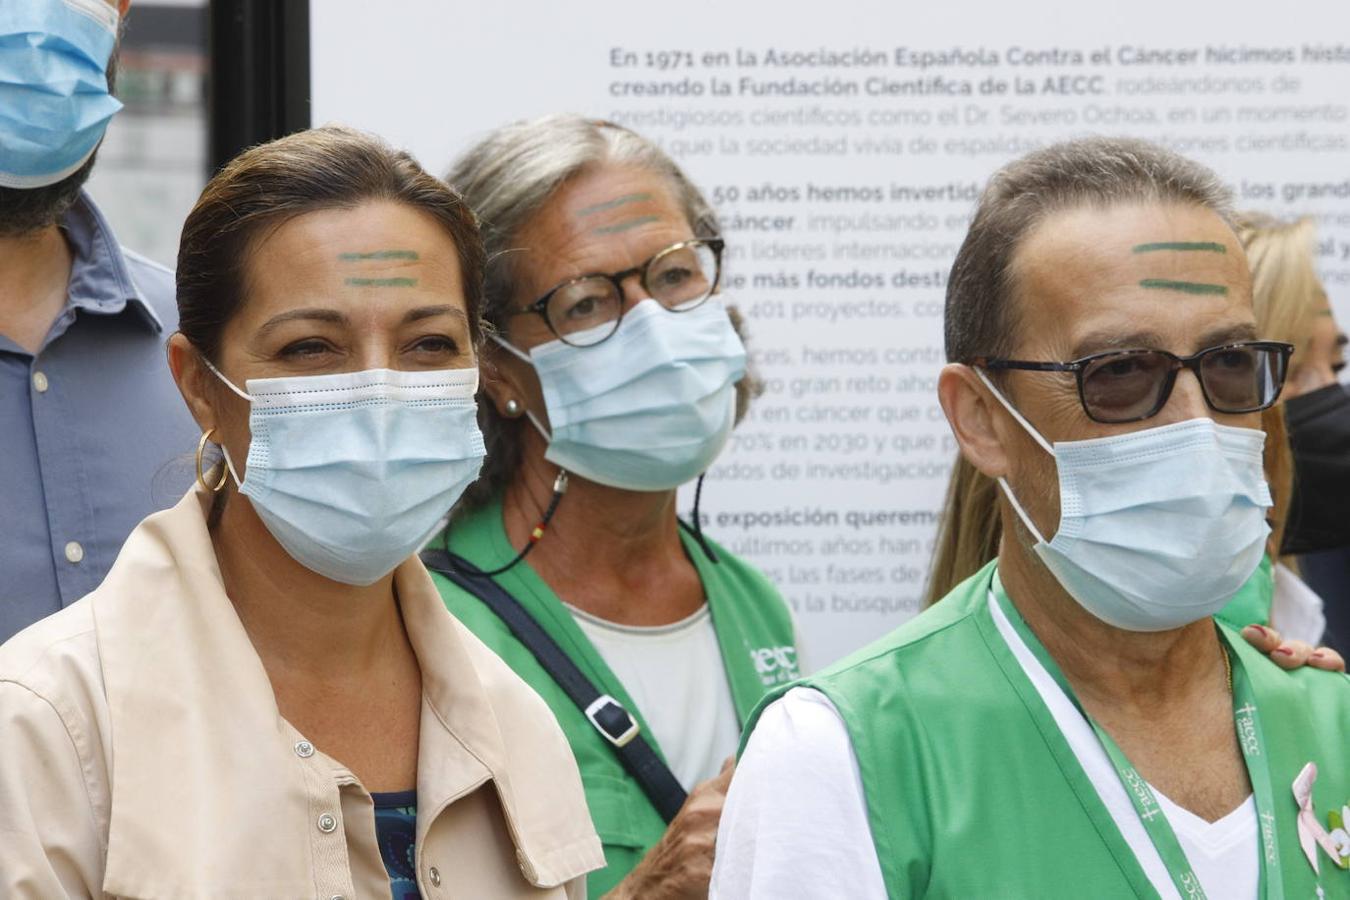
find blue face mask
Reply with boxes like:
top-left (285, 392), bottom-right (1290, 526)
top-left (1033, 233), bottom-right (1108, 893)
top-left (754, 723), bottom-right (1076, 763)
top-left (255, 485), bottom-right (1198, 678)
top-left (0, 0), bottom-right (123, 189)
top-left (977, 370), bottom-right (1272, 632)
top-left (207, 363), bottom-right (486, 586)
top-left (495, 297), bottom-right (747, 492)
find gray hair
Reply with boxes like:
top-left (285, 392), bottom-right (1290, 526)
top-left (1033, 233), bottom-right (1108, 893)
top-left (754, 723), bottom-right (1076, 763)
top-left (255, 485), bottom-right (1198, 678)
top-left (446, 114), bottom-right (751, 510)
top-left (944, 136), bottom-right (1236, 365)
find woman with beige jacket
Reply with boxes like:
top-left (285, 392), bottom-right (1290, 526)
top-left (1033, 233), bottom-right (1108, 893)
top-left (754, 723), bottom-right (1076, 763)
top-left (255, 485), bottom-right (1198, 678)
top-left (0, 127), bottom-right (602, 899)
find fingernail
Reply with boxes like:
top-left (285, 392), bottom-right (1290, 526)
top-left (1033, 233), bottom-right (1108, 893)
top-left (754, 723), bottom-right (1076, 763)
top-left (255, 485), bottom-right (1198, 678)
top-left (1311, 651), bottom-right (1326, 659)
top-left (1248, 624), bottom-right (1270, 638)
top-left (1274, 647), bottom-right (1294, 656)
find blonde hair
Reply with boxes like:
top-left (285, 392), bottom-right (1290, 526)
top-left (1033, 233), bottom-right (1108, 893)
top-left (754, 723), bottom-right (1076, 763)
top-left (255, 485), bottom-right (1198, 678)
top-left (924, 216), bottom-right (1309, 605)
top-left (925, 454), bottom-right (1001, 606)
top-left (1236, 214), bottom-right (1325, 373)
top-left (1237, 213), bottom-right (1327, 567)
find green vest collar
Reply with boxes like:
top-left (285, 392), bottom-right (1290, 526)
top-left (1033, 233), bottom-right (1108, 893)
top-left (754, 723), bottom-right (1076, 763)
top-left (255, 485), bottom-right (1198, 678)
top-left (442, 495), bottom-right (797, 743)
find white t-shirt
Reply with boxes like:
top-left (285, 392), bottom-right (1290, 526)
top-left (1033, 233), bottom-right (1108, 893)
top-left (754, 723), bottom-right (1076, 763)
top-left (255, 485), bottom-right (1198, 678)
top-left (568, 603), bottom-right (740, 789)
top-left (711, 593), bottom-right (1259, 900)
top-left (1272, 562), bottom-right (1327, 646)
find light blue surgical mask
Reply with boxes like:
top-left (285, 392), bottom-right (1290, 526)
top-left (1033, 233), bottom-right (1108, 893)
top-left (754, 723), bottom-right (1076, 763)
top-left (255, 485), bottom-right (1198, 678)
top-left (977, 370), bottom-right (1272, 632)
top-left (0, 0), bottom-right (123, 189)
top-left (495, 297), bottom-right (746, 492)
top-left (206, 363), bottom-right (486, 586)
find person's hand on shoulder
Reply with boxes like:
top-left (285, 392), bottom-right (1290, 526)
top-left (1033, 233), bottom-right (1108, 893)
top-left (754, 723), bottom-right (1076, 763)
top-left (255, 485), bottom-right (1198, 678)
top-left (1242, 623), bottom-right (1346, 672)
top-left (604, 757), bottom-right (735, 900)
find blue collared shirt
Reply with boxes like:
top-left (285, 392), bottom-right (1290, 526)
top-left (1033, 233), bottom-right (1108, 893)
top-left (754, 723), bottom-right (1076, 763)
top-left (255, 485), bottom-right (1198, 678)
top-left (0, 192), bottom-right (198, 641)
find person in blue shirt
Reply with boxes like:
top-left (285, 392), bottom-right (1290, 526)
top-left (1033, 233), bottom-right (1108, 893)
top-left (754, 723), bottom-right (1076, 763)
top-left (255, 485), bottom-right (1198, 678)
top-left (0, 0), bottom-right (197, 640)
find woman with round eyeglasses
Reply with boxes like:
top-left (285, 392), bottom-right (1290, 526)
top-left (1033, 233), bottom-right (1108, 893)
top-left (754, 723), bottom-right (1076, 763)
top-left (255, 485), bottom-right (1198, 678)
top-left (425, 115), bottom-right (798, 899)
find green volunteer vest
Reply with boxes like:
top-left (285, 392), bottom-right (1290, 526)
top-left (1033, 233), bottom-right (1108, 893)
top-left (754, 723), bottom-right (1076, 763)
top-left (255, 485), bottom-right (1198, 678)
top-left (430, 496), bottom-right (798, 898)
top-left (1217, 553), bottom-right (1275, 632)
top-left (747, 560), bottom-right (1350, 898)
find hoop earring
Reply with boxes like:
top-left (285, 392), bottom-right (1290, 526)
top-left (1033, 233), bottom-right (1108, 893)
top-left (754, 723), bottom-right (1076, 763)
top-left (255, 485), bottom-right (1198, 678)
top-left (195, 428), bottom-right (229, 493)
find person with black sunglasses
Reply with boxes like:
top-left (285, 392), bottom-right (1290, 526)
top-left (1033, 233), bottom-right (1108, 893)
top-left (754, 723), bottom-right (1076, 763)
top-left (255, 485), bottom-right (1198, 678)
top-left (713, 137), bottom-right (1350, 899)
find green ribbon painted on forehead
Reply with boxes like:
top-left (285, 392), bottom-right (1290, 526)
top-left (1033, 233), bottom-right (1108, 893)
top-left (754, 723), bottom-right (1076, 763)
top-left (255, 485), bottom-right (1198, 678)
top-left (1132, 242), bottom-right (1228, 254)
top-left (591, 215), bottom-right (660, 236)
top-left (576, 193), bottom-right (653, 217)
top-left (337, 250), bottom-right (420, 261)
top-left (344, 277), bottom-right (418, 287)
top-left (1138, 279), bottom-right (1229, 295)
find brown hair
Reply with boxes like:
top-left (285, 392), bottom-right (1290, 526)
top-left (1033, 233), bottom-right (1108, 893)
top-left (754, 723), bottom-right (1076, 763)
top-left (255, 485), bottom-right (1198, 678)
top-left (177, 125), bottom-right (485, 363)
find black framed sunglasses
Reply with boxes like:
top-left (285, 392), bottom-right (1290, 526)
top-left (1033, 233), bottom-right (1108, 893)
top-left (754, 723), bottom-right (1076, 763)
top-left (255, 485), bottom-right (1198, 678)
top-left (512, 238), bottom-right (725, 348)
top-left (972, 340), bottom-right (1295, 424)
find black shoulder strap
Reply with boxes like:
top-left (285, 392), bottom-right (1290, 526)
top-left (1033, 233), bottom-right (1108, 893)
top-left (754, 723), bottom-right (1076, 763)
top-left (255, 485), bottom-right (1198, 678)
top-left (421, 548), bottom-right (689, 823)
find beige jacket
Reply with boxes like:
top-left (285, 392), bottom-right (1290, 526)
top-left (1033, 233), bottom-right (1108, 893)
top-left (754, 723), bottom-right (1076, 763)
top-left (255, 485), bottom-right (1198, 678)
top-left (0, 488), bottom-right (603, 899)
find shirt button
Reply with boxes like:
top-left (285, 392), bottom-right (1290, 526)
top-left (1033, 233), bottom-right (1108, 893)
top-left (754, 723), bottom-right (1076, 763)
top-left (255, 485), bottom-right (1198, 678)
top-left (328, 896), bottom-right (345, 900)
top-left (64, 541), bottom-right (84, 564)
top-left (294, 740), bottom-right (315, 758)
top-left (429, 866), bottom-right (441, 886)
top-left (32, 371), bottom-right (49, 393)
top-left (317, 813), bottom-right (337, 834)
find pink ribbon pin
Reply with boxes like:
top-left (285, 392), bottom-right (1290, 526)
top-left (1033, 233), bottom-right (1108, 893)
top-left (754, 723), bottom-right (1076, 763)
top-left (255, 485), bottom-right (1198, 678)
top-left (1293, 762), bottom-right (1345, 873)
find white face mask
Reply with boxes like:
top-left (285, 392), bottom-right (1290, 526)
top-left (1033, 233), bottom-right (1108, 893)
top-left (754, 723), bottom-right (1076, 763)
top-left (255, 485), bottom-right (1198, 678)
top-left (977, 370), bottom-right (1272, 632)
top-left (206, 362), bottom-right (485, 586)
top-left (494, 297), bottom-right (746, 492)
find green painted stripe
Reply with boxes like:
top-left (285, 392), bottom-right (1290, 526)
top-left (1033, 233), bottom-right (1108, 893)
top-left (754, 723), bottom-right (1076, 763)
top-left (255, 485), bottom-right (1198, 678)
top-left (1138, 279), bottom-right (1228, 295)
top-left (1132, 242), bottom-right (1227, 254)
top-left (344, 277), bottom-right (418, 287)
top-left (592, 215), bottom-right (659, 235)
top-left (576, 193), bottom-right (652, 217)
top-left (338, 250), bottom-right (420, 261)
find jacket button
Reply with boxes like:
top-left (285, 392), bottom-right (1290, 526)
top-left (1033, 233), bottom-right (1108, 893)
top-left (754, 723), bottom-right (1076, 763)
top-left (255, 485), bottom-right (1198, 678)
top-left (317, 813), bottom-right (337, 834)
top-left (429, 866), bottom-right (441, 886)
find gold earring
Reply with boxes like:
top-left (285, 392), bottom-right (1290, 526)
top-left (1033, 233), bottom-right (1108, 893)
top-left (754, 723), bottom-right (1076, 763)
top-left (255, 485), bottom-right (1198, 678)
top-left (195, 428), bottom-right (229, 493)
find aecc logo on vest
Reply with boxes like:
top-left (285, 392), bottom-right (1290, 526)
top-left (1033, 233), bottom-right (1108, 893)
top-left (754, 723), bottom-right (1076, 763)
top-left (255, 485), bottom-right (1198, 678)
top-left (751, 646), bottom-right (800, 687)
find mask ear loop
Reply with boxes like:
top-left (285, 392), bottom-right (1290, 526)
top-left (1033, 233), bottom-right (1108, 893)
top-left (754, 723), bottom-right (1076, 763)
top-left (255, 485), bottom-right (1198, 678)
top-left (199, 355), bottom-right (255, 402)
top-left (972, 367), bottom-right (1052, 545)
top-left (490, 332), bottom-right (534, 366)
top-left (678, 473), bottom-right (720, 564)
top-left (973, 368), bottom-right (1054, 455)
top-left (218, 445), bottom-right (244, 490)
top-left (198, 356), bottom-right (251, 490)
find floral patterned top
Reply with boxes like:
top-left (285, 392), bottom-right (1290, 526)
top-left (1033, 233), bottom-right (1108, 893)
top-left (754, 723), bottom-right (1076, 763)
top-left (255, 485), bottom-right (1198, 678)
top-left (372, 790), bottom-right (420, 899)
